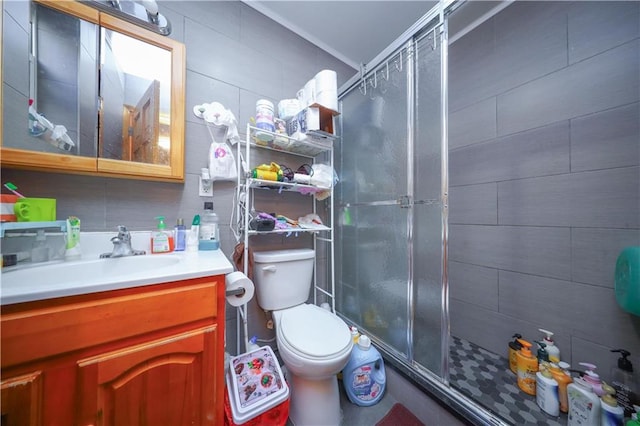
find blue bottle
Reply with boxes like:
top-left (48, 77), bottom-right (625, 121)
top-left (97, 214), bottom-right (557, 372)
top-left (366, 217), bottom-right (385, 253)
top-left (342, 335), bottom-right (386, 406)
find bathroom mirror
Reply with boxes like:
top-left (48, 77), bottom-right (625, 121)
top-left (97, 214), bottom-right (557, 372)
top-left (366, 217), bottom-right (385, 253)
top-left (0, 0), bottom-right (185, 181)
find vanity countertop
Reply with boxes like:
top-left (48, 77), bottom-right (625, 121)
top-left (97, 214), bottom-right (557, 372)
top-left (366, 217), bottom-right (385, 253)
top-left (1, 231), bottom-right (234, 305)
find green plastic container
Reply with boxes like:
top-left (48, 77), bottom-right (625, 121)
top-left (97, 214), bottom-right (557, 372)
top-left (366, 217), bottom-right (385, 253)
top-left (615, 246), bottom-right (640, 316)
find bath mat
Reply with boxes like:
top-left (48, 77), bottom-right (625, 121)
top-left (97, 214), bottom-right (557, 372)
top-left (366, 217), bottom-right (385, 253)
top-left (376, 403), bottom-right (425, 426)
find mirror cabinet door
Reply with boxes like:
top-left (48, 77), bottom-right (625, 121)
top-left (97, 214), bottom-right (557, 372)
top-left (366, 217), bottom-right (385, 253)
top-left (1, 0), bottom-right (185, 181)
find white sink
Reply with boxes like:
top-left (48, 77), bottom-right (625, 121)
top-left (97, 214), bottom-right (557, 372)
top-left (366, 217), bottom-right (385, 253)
top-left (2, 255), bottom-right (181, 289)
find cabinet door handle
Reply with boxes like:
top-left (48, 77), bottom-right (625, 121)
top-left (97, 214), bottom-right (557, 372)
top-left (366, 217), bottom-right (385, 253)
top-left (262, 265), bottom-right (277, 272)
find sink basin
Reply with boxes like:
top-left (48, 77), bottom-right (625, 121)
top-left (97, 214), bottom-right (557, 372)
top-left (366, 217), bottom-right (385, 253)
top-left (2, 255), bottom-right (181, 291)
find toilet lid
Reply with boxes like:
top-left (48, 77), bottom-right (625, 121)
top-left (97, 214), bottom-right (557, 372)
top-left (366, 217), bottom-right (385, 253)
top-left (279, 304), bottom-right (351, 358)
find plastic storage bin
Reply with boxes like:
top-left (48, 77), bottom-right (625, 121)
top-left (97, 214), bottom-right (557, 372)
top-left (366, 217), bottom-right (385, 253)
top-left (225, 345), bottom-right (289, 425)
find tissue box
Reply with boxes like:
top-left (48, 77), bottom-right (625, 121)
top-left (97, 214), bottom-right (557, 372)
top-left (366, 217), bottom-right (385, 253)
top-left (285, 104), bottom-right (337, 137)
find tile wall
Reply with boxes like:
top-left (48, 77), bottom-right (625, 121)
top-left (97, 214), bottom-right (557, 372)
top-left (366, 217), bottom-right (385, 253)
top-left (448, 1), bottom-right (640, 383)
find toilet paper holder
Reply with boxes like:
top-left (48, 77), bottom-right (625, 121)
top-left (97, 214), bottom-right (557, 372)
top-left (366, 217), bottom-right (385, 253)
top-left (226, 287), bottom-right (246, 297)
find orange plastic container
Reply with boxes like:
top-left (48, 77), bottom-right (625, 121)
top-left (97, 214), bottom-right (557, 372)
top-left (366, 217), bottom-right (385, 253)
top-left (0, 194), bottom-right (18, 222)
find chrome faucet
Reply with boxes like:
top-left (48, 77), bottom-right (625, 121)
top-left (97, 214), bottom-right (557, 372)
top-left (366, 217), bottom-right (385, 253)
top-left (100, 226), bottom-right (146, 258)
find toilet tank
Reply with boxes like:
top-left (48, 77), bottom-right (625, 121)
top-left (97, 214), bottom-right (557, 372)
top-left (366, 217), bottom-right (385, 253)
top-left (252, 249), bottom-right (315, 311)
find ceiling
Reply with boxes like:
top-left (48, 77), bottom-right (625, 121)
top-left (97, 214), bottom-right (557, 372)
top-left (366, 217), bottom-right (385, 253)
top-left (244, 1), bottom-right (438, 70)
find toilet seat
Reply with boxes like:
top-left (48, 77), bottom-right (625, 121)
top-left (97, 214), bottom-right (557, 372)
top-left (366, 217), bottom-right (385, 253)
top-left (275, 304), bottom-right (351, 360)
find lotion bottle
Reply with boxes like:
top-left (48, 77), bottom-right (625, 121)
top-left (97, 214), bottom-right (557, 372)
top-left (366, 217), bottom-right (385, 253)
top-left (610, 349), bottom-right (638, 418)
top-left (539, 328), bottom-right (561, 363)
top-left (516, 339), bottom-right (538, 396)
top-left (508, 333), bottom-right (523, 374)
top-left (568, 377), bottom-right (601, 426)
top-left (173, 218), bottom-right (186, 251)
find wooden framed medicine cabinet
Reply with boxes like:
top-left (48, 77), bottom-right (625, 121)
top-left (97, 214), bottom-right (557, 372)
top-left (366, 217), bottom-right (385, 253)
top-left (0, 0), bottom-right (186, 182)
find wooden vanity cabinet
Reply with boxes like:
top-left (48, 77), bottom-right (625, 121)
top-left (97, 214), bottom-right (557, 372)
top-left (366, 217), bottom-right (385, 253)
top-left (0, 276), bottom-right (225, 426)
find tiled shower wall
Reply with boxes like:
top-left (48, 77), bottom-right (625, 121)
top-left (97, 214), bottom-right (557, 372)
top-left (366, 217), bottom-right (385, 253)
top-left (2, 1), bottom-right (355, 354)
top-left (448, 1), bottom-right (640, 382)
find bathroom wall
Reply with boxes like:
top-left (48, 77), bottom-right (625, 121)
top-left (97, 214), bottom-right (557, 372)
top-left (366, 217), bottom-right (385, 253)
top-left (1, 1), bottom-right (356, 354)
top-left (448, 1), bottom-right (640, 382)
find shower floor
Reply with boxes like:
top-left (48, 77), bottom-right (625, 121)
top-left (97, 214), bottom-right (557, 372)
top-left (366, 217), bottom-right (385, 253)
top-left (450, 335), bottom-right (565, 425)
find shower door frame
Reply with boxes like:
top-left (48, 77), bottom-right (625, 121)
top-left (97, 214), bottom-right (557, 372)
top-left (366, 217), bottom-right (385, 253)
top-left (337, 1), bottom-right (506, 424)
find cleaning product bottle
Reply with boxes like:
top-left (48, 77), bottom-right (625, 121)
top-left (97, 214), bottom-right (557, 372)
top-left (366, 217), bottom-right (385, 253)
top-left (151, 216), bottom-right (174, 254)
top-left (628, 412), bottom-right (640, 426)
top-left (539, 329), bottom-right (561, 363)
top-left (187, 215), bottom-right (200, 252)
top-left (199, 202), bottom-right (220, 250)
top-left (350, 326), bottom-right (360, 344)
top-left (610, 349), bottom-right (639, 418)
top-left (536, 366), bottom-right (560, 416)
top-left (568, 377), bottom-right (601, 426)
top-left (509, 333), bottom-right (523, 374)
top-left (550, 361), bottom-right (573, 413)
top-left (173, 218), bottom-right (186, 252)
top-left (580, 362), bottom-right (605, 396)
top-left (516, 339), bottom-right (538, 396)
top-left (342, 335), bottom-right (386, 406)
top-left (601, 393), bottom-right (624, 426)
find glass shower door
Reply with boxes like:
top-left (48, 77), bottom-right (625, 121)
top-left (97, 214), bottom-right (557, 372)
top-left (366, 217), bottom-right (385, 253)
top-left (336, 21), bottom-right (446, 379)
top-left (336, 49), bottom-right (412, 358)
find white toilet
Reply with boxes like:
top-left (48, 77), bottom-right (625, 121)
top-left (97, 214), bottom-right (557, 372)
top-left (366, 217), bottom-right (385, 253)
top-left (253, 249), bottom-right (353, 426)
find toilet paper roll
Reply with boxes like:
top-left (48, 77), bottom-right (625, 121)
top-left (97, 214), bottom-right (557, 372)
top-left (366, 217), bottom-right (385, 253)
top-left (225, 271), bottom-right (255, 307)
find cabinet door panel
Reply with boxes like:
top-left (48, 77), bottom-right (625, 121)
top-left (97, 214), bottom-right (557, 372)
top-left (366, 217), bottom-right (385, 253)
top-left (1, 371), bottom-right (43, 426)
top-left (78, 326), bottom-right (217, 426)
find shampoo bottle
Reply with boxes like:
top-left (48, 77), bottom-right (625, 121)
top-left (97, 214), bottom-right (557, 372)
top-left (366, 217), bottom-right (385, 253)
top-left (535, 340), bottom-right (550, 366)
top-left (516, 339), bottom-right (538, 396)
top-left (151, 216), bottom-right (174, 254)
top-left (580, 362), bottom-right (605, 397)
top-left (610, 349), bottom-right (639, 418)
top-left (568, 377), bottom-right (601, 426)
top-left (536, 367), bottom-right (560, 416)
top-left (601, 394), bottom-right (624, 426)
top-left (539, 328), bottom-right (561, 363)
top-left (549, 361), bottom-right (573, 413)
top-left (509, 333), bottom-right (523, 374)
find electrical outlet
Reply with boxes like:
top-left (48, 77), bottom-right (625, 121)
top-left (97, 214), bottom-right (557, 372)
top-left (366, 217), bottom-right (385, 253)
top-left (199, 177), bottom-right (212, 197)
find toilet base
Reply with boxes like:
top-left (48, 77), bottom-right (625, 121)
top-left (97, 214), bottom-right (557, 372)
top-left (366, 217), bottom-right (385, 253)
top-left (288, 373), bottom-right (342, 426)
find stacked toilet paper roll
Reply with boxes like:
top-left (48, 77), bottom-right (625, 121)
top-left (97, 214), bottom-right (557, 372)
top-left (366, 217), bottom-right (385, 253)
top-left (314, 69), bottom-right (338, 111)
top-left (225, 271), bottom-right (255, 307)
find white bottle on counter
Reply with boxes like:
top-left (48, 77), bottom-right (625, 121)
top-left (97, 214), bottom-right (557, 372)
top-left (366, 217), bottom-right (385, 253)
top-left (601, 394), bottom-right (624, 426)
top-left (536, 368), bottom-right (560, 416)
top-left (539, 328), bottom-right (560, 363)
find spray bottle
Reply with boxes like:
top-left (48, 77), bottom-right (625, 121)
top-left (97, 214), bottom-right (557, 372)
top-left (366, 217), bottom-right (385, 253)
top-left (509, 333), bottom-right (523, 374)
top-left (516, 339), bottom-right (538, 396)
top-left (539, 329), bottom-right (561, 363)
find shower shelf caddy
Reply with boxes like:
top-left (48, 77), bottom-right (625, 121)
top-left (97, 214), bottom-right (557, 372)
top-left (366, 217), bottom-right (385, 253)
top-left (232, 124), bottom-right (337, 351)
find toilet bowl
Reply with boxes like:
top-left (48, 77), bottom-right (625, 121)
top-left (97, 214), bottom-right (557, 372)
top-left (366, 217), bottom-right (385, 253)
top-left (274, 304), bottom-right (352, 425)
top-left (253, 249), bottom-right (353, 426)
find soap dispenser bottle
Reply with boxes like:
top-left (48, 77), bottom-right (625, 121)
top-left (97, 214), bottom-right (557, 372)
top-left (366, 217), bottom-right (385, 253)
top-left (151, 216), bottom-right (174, 254)
top-left (610, 349), bottom-right (639, 418)
top-left (516, 339), bottom-right (538, 395)
top-left (549, 361), bottom-right (573, 413)
top-left (535, 340), bottom-right (550, 366)
top-left (173, 218), bottom-right (186, 252)
top-left (568, 377), bottom-right (601, 426)
top-left (539, 328), bottom-right (561, 363)
top-left (509, 333), bottom-right (523, 374)
top-left (580, 362), bottom-right (605, 397)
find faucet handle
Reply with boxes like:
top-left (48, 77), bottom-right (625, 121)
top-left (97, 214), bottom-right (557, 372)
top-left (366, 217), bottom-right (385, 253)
top-left (116, 225), bottom-right (128, 233)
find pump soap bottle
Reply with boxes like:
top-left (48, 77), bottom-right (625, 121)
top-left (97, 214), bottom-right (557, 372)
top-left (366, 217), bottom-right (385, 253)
top-left (549, 361), bottom-right (573, 413)
top-left (509, 333), bottom-right (523, 374)
top-left (174, 218), bottom-right (186, 251)
top-left (151, 216), bottom-right (174, 254)
top-left (568, 377), bottom-right (601, 426)
top-left (610, 349), bottom-right (639, 418)
top-left (580, 362), bottom-right (605, 397)
top-left (539, 329), bottom-right (560, 363)
top-left (516, 339), bottom-right (538, 396)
